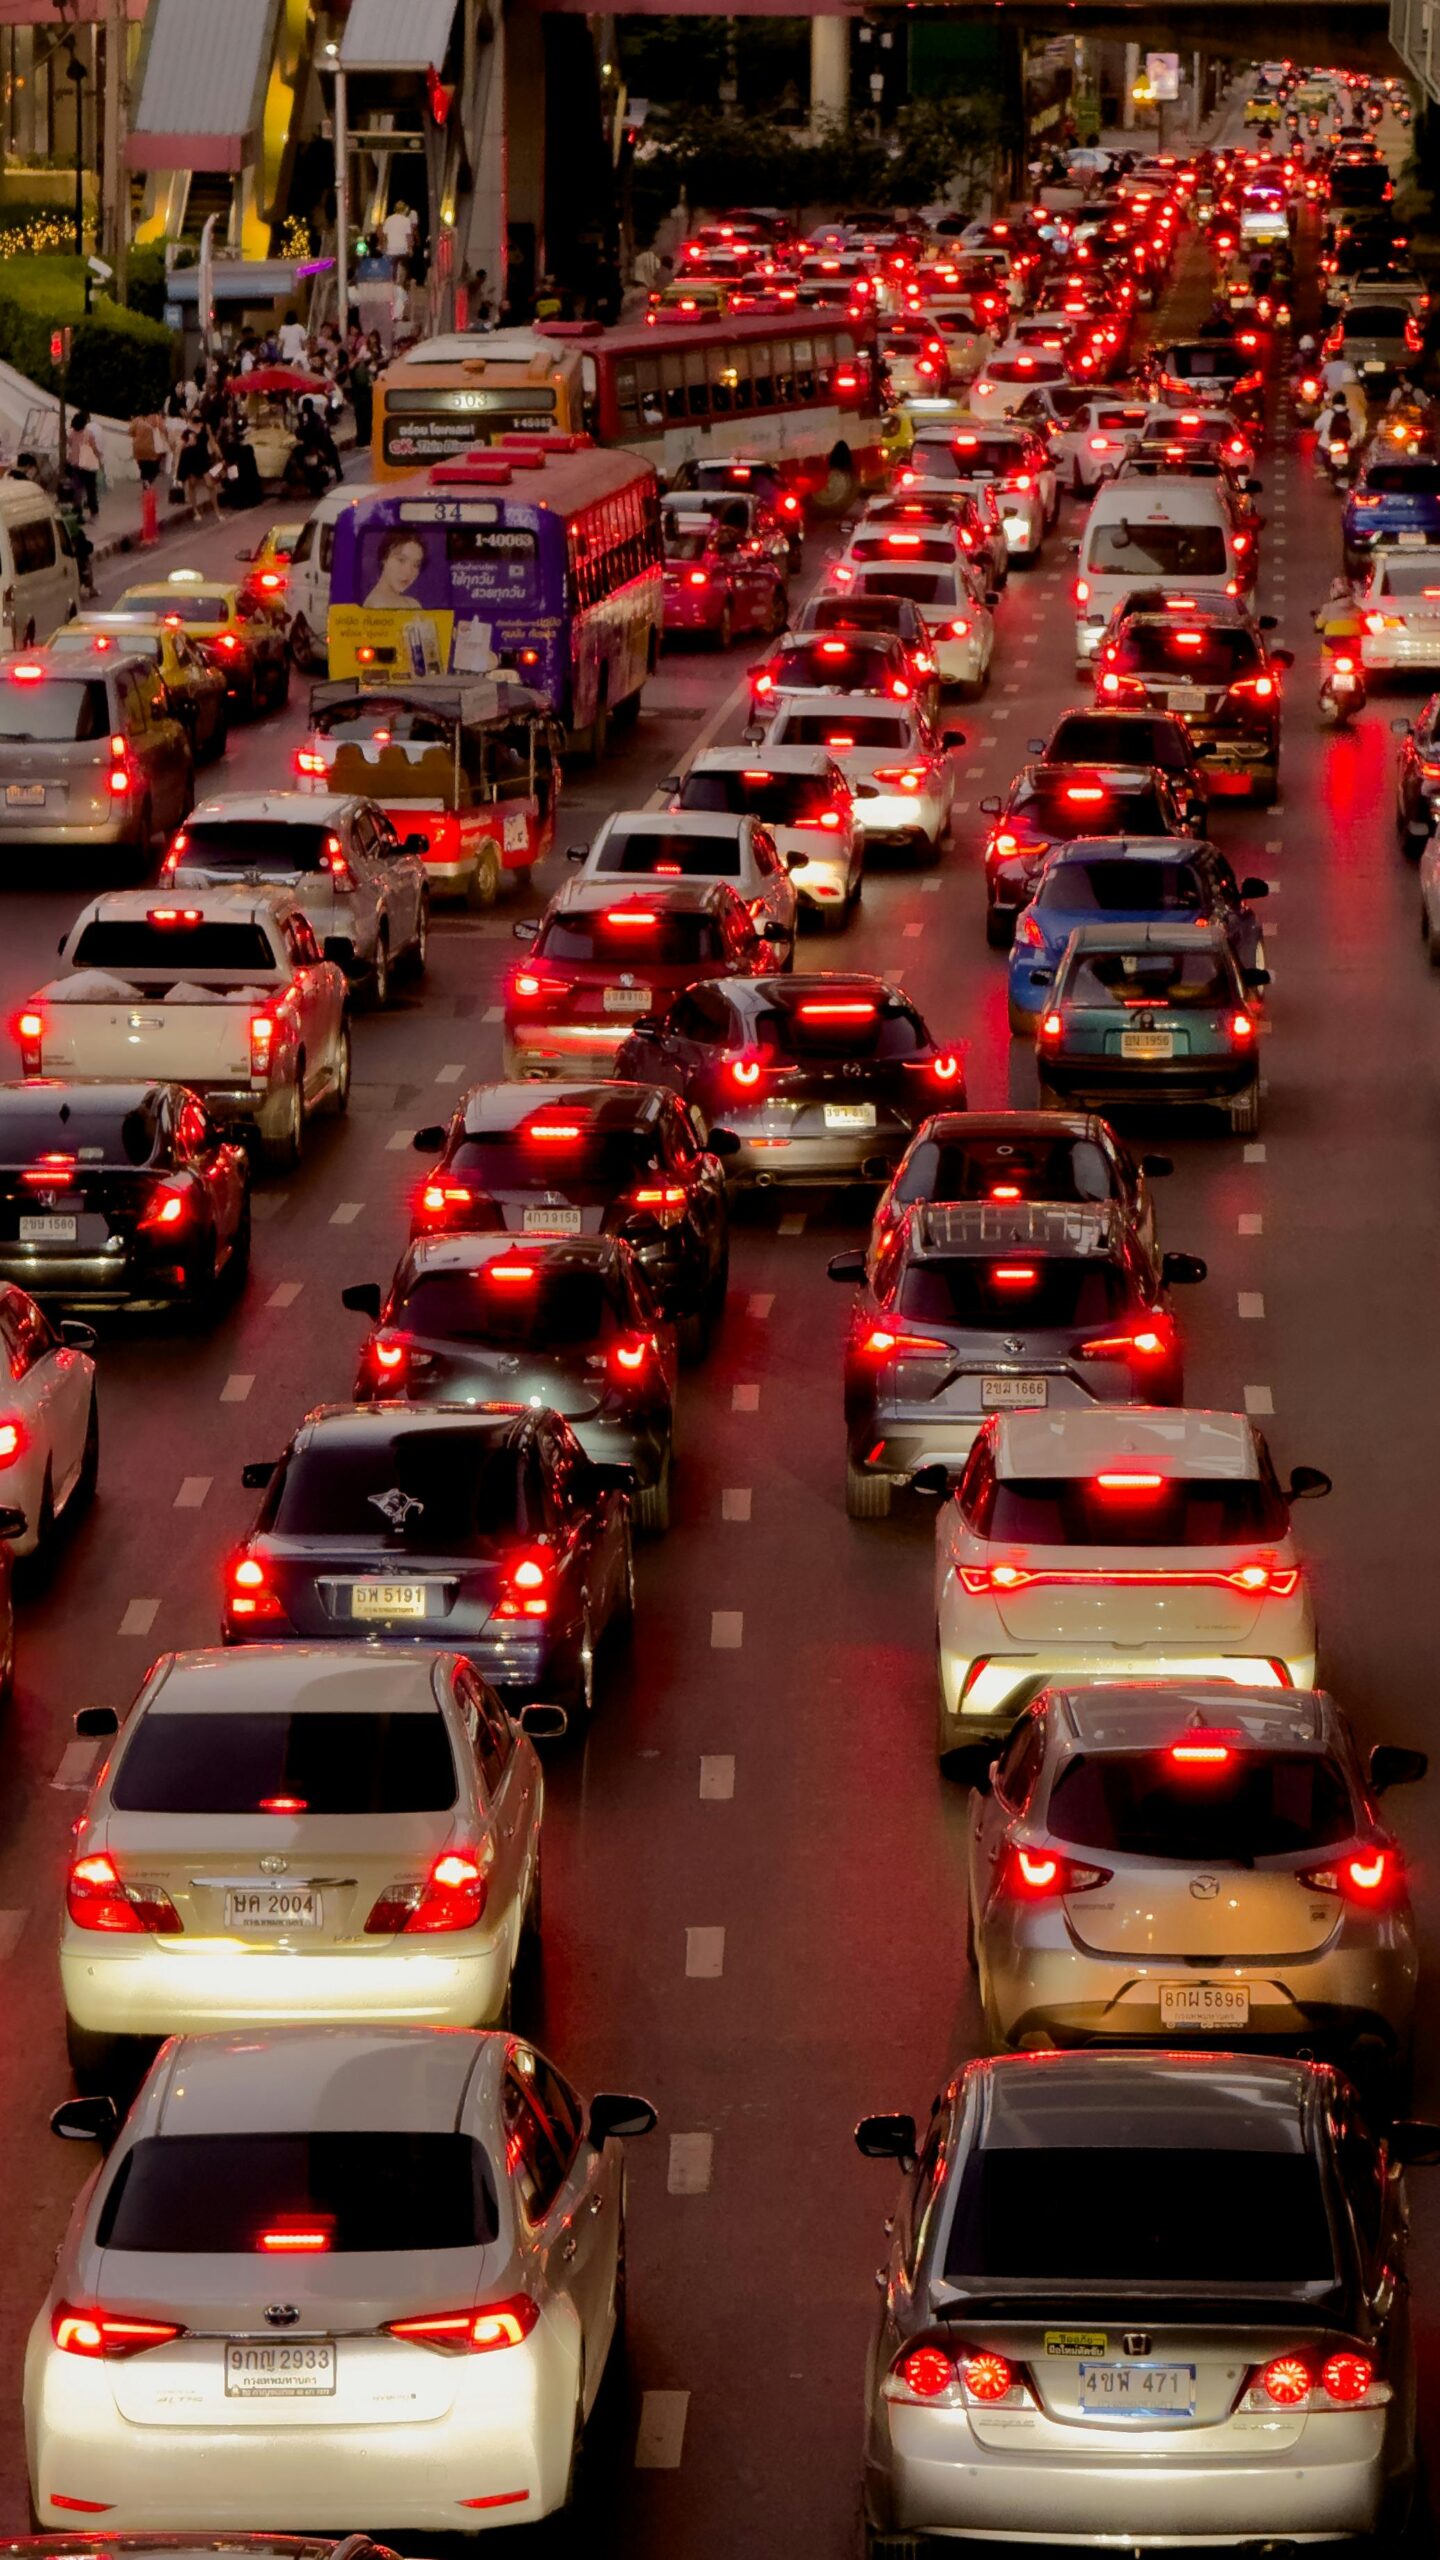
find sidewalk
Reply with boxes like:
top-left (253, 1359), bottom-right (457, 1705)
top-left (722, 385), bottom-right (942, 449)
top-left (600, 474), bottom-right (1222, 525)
top-left (86, 410), bottom-right (361, 573)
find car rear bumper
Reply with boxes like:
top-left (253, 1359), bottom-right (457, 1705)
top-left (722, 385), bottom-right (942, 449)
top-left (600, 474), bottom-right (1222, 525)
top-left (1039, 1057), bottom-right (1258, 1107)
top-left (940, 1641), bottom-right (1316, 1727)
top-left (1361, 632), bottom-right (1440, 670)
top-left (987, 1952), bottom-right (1415, 2058)
top-left (716, 1126), bottom-right (913, 1186)
top-left (60, 1928), bottom-right (518, 2037)
top-left (0, 814), bottom-right (139, 850)
top-left (0, 1244), bottom-right (196, 1303)
top-left (504, 1023), bottom-right (634, 1078)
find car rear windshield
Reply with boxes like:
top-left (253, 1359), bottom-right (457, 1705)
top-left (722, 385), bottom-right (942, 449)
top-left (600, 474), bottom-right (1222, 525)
top-left (663, 530), bottom-right (714, 563)
top-left (804, 593), bottom-right (910, 634)
top-left (1363, 463), bottom-right (1440, 495)
top-left (594, 828), bottom-right (742, 879)
top-left (916, 436), bottom-right (1024, 479)
top-left (745, 991), bottom-right (926, 1060)
top-left (1343, 305), bottom-right (1407, 338)
top-left (1021, 778), bottom-right (1168, 836)
top-left (988, 358), bottom-right (1065, 383)
top-left (893, 1132), bottom-right (1120, 1211)
top-left (96, 2132), bottom-right (497, 2254)
top-left (854, 568), bottom-right (960, 606)
top-left (394, 1266), bottom-right (621, 1347)
top-left (537, 912), bottom-right (725, 964)
top-left (111, 1706), bottom-right (458, 1814)
top-left (449, 1126), bottom-right (666, 1184)
top-left (313, 705), bottom-right (453, 745)
top-left (1167, 345), bottom-right (1249, 380)
top-left (69, 921), bottom-right (277, 974)
top-left (52, 629), bottom-right (163, 665)
top-left (1047, 1749), bottom-right (1356, 1860)
top-left (896, 1259), bottom-right (1127, 1329)
top-left (1048, 715), bottom-right (1188, 771)
top-left (133, 590), bottom-right (229, 623)
top-left (780, 712), bottom-right (913, 749)
top-left (0, 1097), bottom-right (161, 1167)
top-left (680, 771), bottom-right (836, 824)
top-left (0, 677), bottom-right (109, 743)
top-left (774, 639), bottom-right (895, 687)
top-left (977, 1473), bottom-right (1289, 1543)
top-left (1378, 559), bottom-right (1440, 598)
top-left (1065, 946), bottom-right (1236, 1007)
top-left (176, 819), bottom-right (355, 878)
top-left (1114, 624), bottom-right (1260, 678)
top-left (1086, 520), bottom-right (1229, 577)
top-left (266, 1430), bottom-right (524, 1547)
top-left (1037, 860), bottom-right (1203, 913)
top-left (944, 2147), bottom-right (1333, 2285)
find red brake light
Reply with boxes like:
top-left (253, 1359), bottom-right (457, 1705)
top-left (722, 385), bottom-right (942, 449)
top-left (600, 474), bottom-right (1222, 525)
top-left (484, 1261), bottom-right (536, 1284)
top-left (9, 662), bottom-right (43, 682)
top-left (227, 1554), bottom-right (285, 1621)
top-left (366, 1846), bottom-right (489, 1935)
top-left (1170, 1742), bottom-right (1232, 1766)
top-left (604, 908), bottom-right (659, 928)
top-left (1322, 2354), bottom-right (1375, 2404)
top-left (999, 1844), bottom-right (1111, 1897)
top-left (961, 2351), bottom-right (1016, 2402)
top-left (931, 1050), bottom-right (961, 1084)
top-left (730, 1053), bottom-right (762, 1089)
top-left (66, 1853), bottom-right (181, 1936)
top-left (1301, 1848), bottom-right (1400, 1905)
top-left (991, 1264), bottom-right (1036, 1285)
top-left (138, 1185), bottom-right (188, 1232)
top-left (797, 1000), bottom-right (875, 1019)
top-left (371, 1335), bottom-right (406, 1372)
top-left (495, 1550), bottom-right (552, 1620)
top-left (259, 2228), bottom-right (331, 2254)
top-left (1231, 1012), bottom-right (1255, 1042)
top-left (859, 1327), bottom-right (948, 1359)
top-left (387, 2296), bottom-right (539, 2354)
top-left (1065, 785), bottom-right (1105, 802)
top-left (1096, 1470), bottom-right (1163, 1490)
top-left (419, 1183), bottom-right (475, 1217)
top-left (53, 2306), bottom-right (184, 2359)
top-left (249, 1013), bottom-right (276, 1077)
top-left (295, 748), bottom-right (328, 776)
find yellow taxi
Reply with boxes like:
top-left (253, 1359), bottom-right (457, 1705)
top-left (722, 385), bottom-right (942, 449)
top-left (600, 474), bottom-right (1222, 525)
top-left (112, 568), bottom-right (290, 718)
top-left (47, 614), bottom-right (230, 762)
top-left (235, 518), bottom-right (305, 618)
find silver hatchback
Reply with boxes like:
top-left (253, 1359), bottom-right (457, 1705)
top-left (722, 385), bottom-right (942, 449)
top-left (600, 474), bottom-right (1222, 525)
top-left (857, 2049), bottom-right (1439, 2554)
top-left (165, 789), bottom-right (428, 1010)
top-left (957, 1681), bottom-right (1424, 2091)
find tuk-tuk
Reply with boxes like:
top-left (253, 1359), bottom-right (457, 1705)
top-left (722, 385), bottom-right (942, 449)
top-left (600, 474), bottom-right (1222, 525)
top-left (299, 676), bottom-right (562, 906)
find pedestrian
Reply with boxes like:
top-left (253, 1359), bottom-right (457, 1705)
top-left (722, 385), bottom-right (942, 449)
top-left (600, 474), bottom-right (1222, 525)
top-left (65, 410), bottom-right (102, 519)
top-left (381, 200), bottom-right (414, 275)
top-left (632, 243), bottom-right (662, 292)
top-left (178, 419), bottom-right (220, 520)
top-left (278, 308), bottom-right (309, 366)
top-left (348, 348), bottom-right (374, 447)
top-left (128, 406), bottom-right (166, 488)
top-left (163, 381), bottom-right (190, 485)
top-left (534, 273), bottom-right (564, 321)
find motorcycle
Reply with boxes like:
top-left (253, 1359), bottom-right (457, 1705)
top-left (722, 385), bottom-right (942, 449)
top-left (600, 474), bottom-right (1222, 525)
top-left (1321, 431), bottom-right (1356, 489)
top-left (1319, 653), bottom-right (1366, 726)
top-left (1293, 370), bottom-right (1323, 422)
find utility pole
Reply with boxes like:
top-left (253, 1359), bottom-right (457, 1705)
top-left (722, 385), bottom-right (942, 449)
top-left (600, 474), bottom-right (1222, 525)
top-left (103, 0), bottom-right (129, 302)
top-left (323, 43), bottom-right (349, 340)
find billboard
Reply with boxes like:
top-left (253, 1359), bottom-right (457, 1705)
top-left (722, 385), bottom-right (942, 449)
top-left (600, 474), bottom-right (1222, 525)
top-left (1145, 50), bottom-right (1181, 101)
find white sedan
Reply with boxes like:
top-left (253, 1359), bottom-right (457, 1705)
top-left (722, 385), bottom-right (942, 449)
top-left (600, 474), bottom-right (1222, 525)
top-left (567, 806), bottom-right (799, 955)
top-left (1360, 547), bottom-right (1440, 673)
top-left (969, 348), bottom-right (1071, 420)
top-left (28, 2025), bottom-right (656, 2532)
top-left (762, 692), bottom-right (962, 861)
top-left (0, 1281), bottom-right (96, 1557)
top-left (1013, 387), bottom-right (1151, 490)
top-left (933, 1406), bottom-right (1329, 1763)
top-left (665, 743), bottom-right (863, 927)
top-left (839, 555), bottom-right (995, 697)
top-left (60, 1644), bottom-right (554, 2076)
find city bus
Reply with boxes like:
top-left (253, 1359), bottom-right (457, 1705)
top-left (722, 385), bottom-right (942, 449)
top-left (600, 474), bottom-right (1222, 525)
top-left (325, 437), bottom-right (663, 754)
top-left (374, 313), bottom-right (886, 513)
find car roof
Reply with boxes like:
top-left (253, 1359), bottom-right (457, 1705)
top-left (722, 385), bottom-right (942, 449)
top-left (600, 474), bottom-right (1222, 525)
top-left (1044, 837), bottom-right (1201, 868)
top-left (401, 1233), bottom-right (622, 1280)
top-left (454, 1079), bottom-right (666, 1134)
top-left (186, 791), bottom-right (369, 826)
top-left (599, 808), bottom-right (748, 840)
top-left (16, 639), bottom-right (152, 676)
top-left (967, 2049), bottom-right (1314, 2152)
top-left (690, 743), bottom-right (836, 774)
top-left (0, 1076), bottom-right (174, 1118)
top-left (992, 1405), bottom-right (1258, 1480)
top-left (77, 883), bottom-right (299, 924)
top-left (911, 1108), bottom-right (1109, 1143)
top-left (771, 689), bottom-right (916, 723)
top-left (285, 1403), bottom-right (527, 1454)
top-left (907, 1200), bottom-right (1125, 1258)
top-left (1062, 917), bottom-right (1229, 951)
top-left (1024, 762), bottom-right (1162, 788)
top-left (149, 2025), bottom-right (493, 2138)
top-left (1053, 1680), bottom-right (1331, 1752)
top-left (550, 876), bottom-right (735, 916)
top-left (143, 1645), bottom-right (453, 1718)
top-left (724, 970), bottom-right (903, 1009)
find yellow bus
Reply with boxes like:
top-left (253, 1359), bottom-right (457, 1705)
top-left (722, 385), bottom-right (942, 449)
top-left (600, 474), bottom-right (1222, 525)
top-left (373, 329), bottom-right (593, 478)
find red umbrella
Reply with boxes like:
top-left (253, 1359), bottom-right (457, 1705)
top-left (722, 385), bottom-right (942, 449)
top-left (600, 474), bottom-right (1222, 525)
top-left (241, 366), bottom-right (329, 397)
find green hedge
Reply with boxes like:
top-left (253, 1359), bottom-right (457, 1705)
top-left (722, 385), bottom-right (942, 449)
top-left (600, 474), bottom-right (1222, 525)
top-left (0, 286), bottom-right (176, 414)
top-left (0, 289), bottom-right (60, 390)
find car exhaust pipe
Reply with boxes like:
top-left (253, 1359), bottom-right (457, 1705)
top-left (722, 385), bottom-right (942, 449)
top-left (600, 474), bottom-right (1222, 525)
top-left (862, 1153), bottom-right (891, 1180)
top-left (755, 1171), bottom-right (774, 1187)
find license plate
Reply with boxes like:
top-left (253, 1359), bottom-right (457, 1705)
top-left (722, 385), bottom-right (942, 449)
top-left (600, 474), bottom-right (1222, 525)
top-left (1078, 2362), bottom-right (1195, 2417)
top-left (225, 2339), bottom-right (336, 2398)
top-left (1398, 530), bottom-right (1429, 546)
top-left (5, 783), bottom-right (43, 807)
top-left (350, 1581), bottom-right (429, 1619)
top-left (19, 1214), bottom-right (75, 1241)
top-left (1121, 1030), bottom-right (1174, 1059)
top-left (523, 1204), bottom-right (581, 1233)
top-left (1169, 687), bottom-right (1206, 713)
top-left (603, 985), bottom-right (651, 1013)
top-left (982, 1375), bottom-right (1048, 1407)
top-left (824, 1102), bottom-right (877, 1130)
top-left (224, 1887), bottom-right (321, 1930)
top-left (1159, 1981), bottom-right (1251, 2030)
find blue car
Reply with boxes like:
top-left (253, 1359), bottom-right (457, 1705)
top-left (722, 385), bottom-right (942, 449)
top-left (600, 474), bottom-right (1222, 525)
top-left (1343, 455), bottom-right (1440, 579)
top-left (1007, 837), bottom-right (1270, 1036)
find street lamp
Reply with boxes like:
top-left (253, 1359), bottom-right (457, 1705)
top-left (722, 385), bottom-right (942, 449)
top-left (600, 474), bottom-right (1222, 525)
top-left (66, 48), bottom-right (87, 263)
top-left (322, 40), bottom-right (349, 338)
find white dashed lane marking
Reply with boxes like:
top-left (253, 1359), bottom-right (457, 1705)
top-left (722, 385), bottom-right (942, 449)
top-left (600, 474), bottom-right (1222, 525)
top-left (250, 1195), bottom-right (285, 1222)
top-left (778, 1212), bottom-right (806, 1236)
top-left (700, 1754), bottom-right (735, 1800)
top-left (483, 1004), bottom-right (503, 1024)
top-left (119, 1598), bottom-right (159, 1636)
top-left (329, 1203), bottom-right (363, 1226)
top-left (721, 1488), bottom-right (752, 1522)
top-left (710, 1610), bottom-right (744, 1649)
top-left (747, 1293), bottom-right (774, 1320)
top-left (385, 1129), bottom-right (413, 1151)
top-left (1238, 1292), bottom-right (1265, 1320)
top-left (685, 1927), bottom-right (725, 1979)
top-left (221, 1375), bottom-right (254, 1403)
top-left (635, 2390), bottom-right (690, 2470)
top-left (53, 1740), bottom-right (98, 1788)
top-left (1244, 1142), bottom-right (1266, 1164)
top-left (1238, 1214), bottom-right (1263, 1236)
top-left (1245, 1385), bottom-right (1275, 1416)
top-left (903, 922), bottom-right (922, 938)
top-left (668, 2133), bottom-right (715, 2195)
top-left (434, 1062), bottom-right (466, 1083)
top-left (921, 876), bottom-right (941, 892)
top-left (174, 1477), bottom-right (211, 1509)
top-left (267, 1281), bottom-right (303, 1307)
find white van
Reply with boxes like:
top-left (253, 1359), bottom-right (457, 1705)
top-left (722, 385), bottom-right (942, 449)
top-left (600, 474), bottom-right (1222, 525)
top-left (1073, 474), bottom-right (1237, 667)
top-left (286, 479), bottom-right (380, 672)
top-left (0, 482), bottom-right (80, 650)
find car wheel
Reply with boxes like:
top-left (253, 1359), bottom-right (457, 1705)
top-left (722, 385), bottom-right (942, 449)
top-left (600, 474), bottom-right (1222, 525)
top-left (1228, 1079), bottom-right (1262, 1136)
top-left (264, 1075), bottom-right (305, 1170)
top-left (846, 1458), bottom-right (892, 1520)
top-left (327, 1022), bottom-right (352, 1117)
top-left (403, 896), bottom-right (429, 978)
top-left (368, 933), bottom-right (391, 1011)
top-left (634, 1451), bottom-right (672, 1535)
top-left (713, 601), bottom-right (734, 651)
top-left (467, 841), bottom-right (502, 909)
top-left (985, 903), bottom-right (1014, 950)
top-left (289, 617), bottom-right (314, 670)
top-left (73, 1395), bottom-right (99, 1513)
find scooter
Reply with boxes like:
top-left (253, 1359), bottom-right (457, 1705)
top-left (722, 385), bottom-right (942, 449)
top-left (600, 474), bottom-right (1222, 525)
top-left (1292, 370), bottom-right (1323, 422)
top-left (1321, 431), bottom-right (1356, 490)
top-left (1319, 653), bottom-right (1366, 726)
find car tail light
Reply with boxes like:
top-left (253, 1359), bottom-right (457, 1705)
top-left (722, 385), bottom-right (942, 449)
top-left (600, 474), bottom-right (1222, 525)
top-left (1301, 1847), bottom-right (1402, 1905)
top-left (948, 617), bottom-right (972, 640)
top-left (997, 1843), bottom-right (1111, 1898)
top-left (627, 1182), bottom-right (688, 1228)
top-left (930, 1050), bottom-right (962, 1085)
top-left (419, 1181), bottom-right (477, 1220)
top-left (610, 1332), bottom-right (657, 1379)
top-left (1074, 578), bottom-right (1089, 605)
top-left (1252, 2352), bottom-right (1380, 2408)
top-left (295, 747), bottom-right (328, 776)
top-left (872, 766), bottom-right (925, 792)
top-left (0, 1418), bottom-right (23, 1465)
top-left (387, 2296), bottom-right (539, 2354)
top-left (890, 2346), bottom-right (956, 2400)
top-left (249, 1013), bottom-right (276, 1077)
top-left (795, 807), bottom-right (844, 832)
top-left (730, 1055), bottom-right (762, 1089)
top-left (108, 734), bottom-right (134, 798)
top-left (66, 1853), bottom-right (182, 1935)
top-left (960, 2351), bottom-right (1017, 2401)
top-left (1038, 1011), bottom-right (1062, 1040)
top-left (495, 1550), bottom-right (552, 1620)
top-left (228, 1554), bottom-right (286, 1622)
top-left (510, 972), bottom-right (566, 1001)
top-left (365, 1846), bottom-right (489, 1935)
top-left (53, 2306), bottom-right (185, 2359)
top-left (259, 2227), bottom-right (330, 2252)
top-left (1079, 1322), bottom-right (1173, 1364)
top-left (319, 838), bottom-right (357, 888)
top-left (15, 1007), bottom-right (43, 1071)
top-left (1231, 1011), bottom-right (1256, 1045)
top-left (138, 1184), bottom-right (189, 1232)
top-left (1321, 2354), bottom-right (1376, 2404)
top-left (687, 570), bottom-right (709, 588)
top-left (858, 1327), bottom-right (949, 1361)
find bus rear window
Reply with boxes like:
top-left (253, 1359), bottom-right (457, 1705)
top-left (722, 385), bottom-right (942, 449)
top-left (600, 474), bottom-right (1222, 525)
top-left (537, 912), bottom-right (724, 965)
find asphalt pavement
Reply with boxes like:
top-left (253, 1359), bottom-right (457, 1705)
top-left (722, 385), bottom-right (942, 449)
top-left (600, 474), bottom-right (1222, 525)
top-left (1, 97), bottom-right (1439, 2560)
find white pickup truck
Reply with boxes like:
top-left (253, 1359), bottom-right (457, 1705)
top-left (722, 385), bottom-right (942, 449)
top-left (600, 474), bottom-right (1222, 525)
top-left (17, 885), bottom-right (350, 1168)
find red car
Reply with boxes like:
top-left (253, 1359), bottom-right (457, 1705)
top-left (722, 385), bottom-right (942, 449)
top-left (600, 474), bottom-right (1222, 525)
top-left (504, 879), bottom-right (787, 1080)
top-left (662, 523), bottom-right (787, 649)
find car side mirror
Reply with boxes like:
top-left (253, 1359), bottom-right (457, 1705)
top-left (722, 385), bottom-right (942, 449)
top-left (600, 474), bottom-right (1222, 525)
top-left (1244, 967), bottom-right (1271, 990)
top-left (587, 2091), bottom-right (658, 2146)
top-left (1271, 647), bottom-right (1294, 669)
top-left (1067, 537), bottom-right (1081, 555)
top-left (659, 775), bottom-right (680, 795)
top-left (855, 2111), bottom-right (917, 2167)
top-left (760, 921), bottom-right (789, 943)
top-left (1391, 717), bottom-right (1415, 737)
top-left (1368, 1743), bottom-right (1428, 1794)
top-left (518, 1702), bottom-right (568, 1743)
top-left (978, 794), bottom-right (1002, 815)
top-left (241, 1460), bottom-right (277, 1490)
top-left (985, 589), bottom-right (1000, 608)
top-left (341, 1283), bottom-right (382, 1319)
top-left (74, 1704), bottom-right (118, 1738)
top-left (512, 918), bottom-right (538, 941)
top-left (827, 1248), bottom-right (865, 1281)
top-left (1140, 1152), bottom-right (1173, 1176)
top-left (402, 833), bottom-right (428, 855)
top-left (566, 844), bottom-right (588, 863)
top-left (910, 1462), bottom-right (952, 1497)
top-left (854, 782), bottom-right (880, 799)
top-left (234, 546), bottom-right (256, 562)
top-left (412, 1124), bottom-right (446, 1152)
top-left (945, 1742), bottom-right (997, 1793)
top-left (1027, 736), bottom-right (1046, 754)
top-left (59, 1319), bottom-right (96, 1350)
top-left (708, 1127), bottom-right (742, 1157)
top-left (942, 726), bottom-right (967, 749)
top-left (1240, 876), bottom-right (1270, 899)
top-left (1286, 1465), bottom-right (1333, 1500)
top-left (1249, 480), bottom-right (1266, 497)
top-left (784, 850), bottom-right (806, 873)
top-left (594, 1460), bottom-right (639, 1493)
top-left (51, 2095), bottom-right (117, 2144)
top-left (1389, 2120), bottom-right (1440, 2168)
top-left (1162, 1250), bottom-right (1207, 1285)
